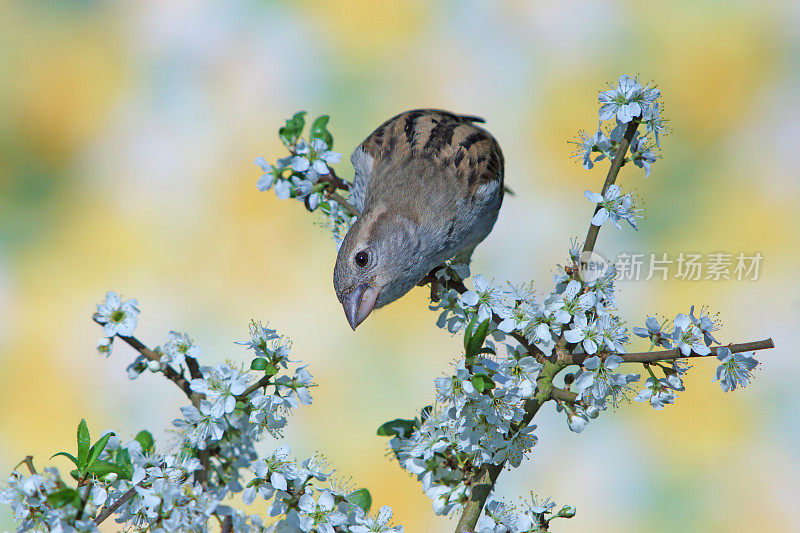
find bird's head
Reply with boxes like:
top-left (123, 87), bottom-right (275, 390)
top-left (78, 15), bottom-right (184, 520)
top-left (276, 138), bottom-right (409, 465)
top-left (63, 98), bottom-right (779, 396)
top-left (333, 205), bottom-right (425, 329)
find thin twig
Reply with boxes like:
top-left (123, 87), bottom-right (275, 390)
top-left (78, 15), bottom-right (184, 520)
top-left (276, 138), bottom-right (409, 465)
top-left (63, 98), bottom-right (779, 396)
top-left (239, 374), bottom-right (272, 399)
top-left (550, 386), bottom-right (578, 403)
top-left (319, 167), bottom-right (350, 191)
top-left (93, 484), bottom-right (139, 525)
top-left (619, 338), bottom-right (774, 364)
top-left (582, 117), bottom-right (641, 254)
top-left (16, 455), bottom-right (37, 475)
top-left (326, 190), bottom-right (360, 217)
top-left (93, 317), bottom-right (202, 406)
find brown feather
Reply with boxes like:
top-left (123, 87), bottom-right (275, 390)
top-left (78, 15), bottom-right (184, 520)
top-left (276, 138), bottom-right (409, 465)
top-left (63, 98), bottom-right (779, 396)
top-left (358, 109), bottom-right (504, 199)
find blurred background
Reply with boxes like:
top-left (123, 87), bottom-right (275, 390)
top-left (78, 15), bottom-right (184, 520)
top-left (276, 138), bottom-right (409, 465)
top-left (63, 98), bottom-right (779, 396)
top-left (1, 0), bottom-right (798, 531)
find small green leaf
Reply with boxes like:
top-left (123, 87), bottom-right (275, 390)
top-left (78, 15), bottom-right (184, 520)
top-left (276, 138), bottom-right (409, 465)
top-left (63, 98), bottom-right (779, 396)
top-left (466, 319), bottom-right (491, 357)
top-left (77, 419), bottom-right (90, 469)
top-left (470, 374), bottom-right (495, 394)
top-left (377, 419), bottom-right (416, 438)
top-left (114, 448), bottom-right (134, 480)
top-left (47, 487), bottom-right (79, 509)
top-left (50, 451), bottom-right (80, 469)
top-left (87, 432), bottom-right (115, 467)
top-left (309, 115), bottom-right (333, 148)
top-left (347, 488), bottom-right (371, 512)
top-left (475, 346), bottom-right (496, 356)
top-left (85, 459), bottom-right (128, 477)
top-left (134, 430), bottom-right (154, 454)
top-left (279, 111), bottom-right (307, 148)
top-left (250, 357), bottom-right (269, 371)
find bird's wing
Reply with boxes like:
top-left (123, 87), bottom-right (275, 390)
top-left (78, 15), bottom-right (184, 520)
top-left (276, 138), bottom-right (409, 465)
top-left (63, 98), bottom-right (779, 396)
top-left (349, 109), bottom-right (504, 212)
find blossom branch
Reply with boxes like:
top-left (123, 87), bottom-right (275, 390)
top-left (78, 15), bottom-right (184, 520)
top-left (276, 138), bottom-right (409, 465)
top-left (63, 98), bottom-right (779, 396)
top-left (455, 361), bottom-right (565, 532)
top-left (93, 485), bottom-right (139, 525)
top-left (582, 117), bottom-right (640, 254)
top-left (238, 374), bottom-right (273, 399)
top-left (619, 338), bottom-right (774, 364)
top-left (92, 317), bottom-right (201, 406)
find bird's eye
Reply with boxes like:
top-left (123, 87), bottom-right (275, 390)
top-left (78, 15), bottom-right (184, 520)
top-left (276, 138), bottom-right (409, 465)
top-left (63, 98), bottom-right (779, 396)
top-left (355, 251), bottom-right (369, 267)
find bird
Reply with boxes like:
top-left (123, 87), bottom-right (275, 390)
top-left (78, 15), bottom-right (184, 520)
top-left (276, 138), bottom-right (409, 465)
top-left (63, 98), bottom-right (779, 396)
top-left (333, 109), bottom-right (505, 330)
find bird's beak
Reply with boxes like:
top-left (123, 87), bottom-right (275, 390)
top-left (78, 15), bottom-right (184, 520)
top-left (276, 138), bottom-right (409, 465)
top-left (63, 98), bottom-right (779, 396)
top-left (341, 283), bottom-right (379, 330)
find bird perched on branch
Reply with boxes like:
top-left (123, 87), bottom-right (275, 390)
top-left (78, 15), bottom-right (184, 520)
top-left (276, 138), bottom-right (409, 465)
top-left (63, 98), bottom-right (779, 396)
top-left (333, 109), bottom-right (505, 329)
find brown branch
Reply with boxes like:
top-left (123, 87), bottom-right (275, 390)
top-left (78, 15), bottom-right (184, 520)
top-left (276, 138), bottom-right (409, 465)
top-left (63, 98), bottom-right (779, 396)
top-left (93, 484), bottom-right (139, 525)
top-left (561, 338), bottom-right (774, 366)
top-left (319, 167), bottom-right (350, 191)
top-left (326, 190), bottom-right (360, 217)
top-left (239, 374), bottom-right (273, 399)
top-left (16, 455), bottom-right (37, 475)
top-left (619, 338), bottom-right (774, 364)
top-left (551, 386), bottom-right (578, 403)
top-left (582, 117), bottom-right (641, 254)
top-left (93, 317), bottom-right (203, 406)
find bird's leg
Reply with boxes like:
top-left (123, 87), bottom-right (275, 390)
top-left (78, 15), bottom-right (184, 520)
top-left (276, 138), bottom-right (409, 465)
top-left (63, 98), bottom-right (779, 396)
top-left (418, 246), bottom-right (476, 302)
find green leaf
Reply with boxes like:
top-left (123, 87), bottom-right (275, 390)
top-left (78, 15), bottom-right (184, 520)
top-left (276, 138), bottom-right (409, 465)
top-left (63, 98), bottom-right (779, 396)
top-left (309, 115), bottom-right (333, 148)
top-left (134, 430), bottom-right (154, 454)
top-left (470, 373), bottom-right (496, 394)
top-left (252, 357), bottom-right (278, 375)
top-left (85, 459), bottom-right (128, 477)
top-left (77, 419), bottom-right (90, 469)
top-left (347, 488), bottom-right (371, 512)
top-left (279, 111), bottom-right (307, 148)
top-left (475, 346), bottom-right (496, 356)
top-left (50, 451), bottom-right (80, 469)
top-left (47, 487), bottom-right (79, 509)
top-left (114, 448), bottom-right (134, 481)
top-left (250, 357), bottom-right (269, 370)
top-left (87, 432), bottom-right (115, 468)
top-left (466, 319), bottom-right (491, 357)
top-left (376, 418), bottom-right (416, 438)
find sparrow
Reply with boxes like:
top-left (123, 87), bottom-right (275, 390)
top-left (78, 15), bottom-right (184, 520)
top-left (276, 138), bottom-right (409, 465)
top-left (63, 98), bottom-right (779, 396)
top-left (333, 109), bottom-right (505, 329)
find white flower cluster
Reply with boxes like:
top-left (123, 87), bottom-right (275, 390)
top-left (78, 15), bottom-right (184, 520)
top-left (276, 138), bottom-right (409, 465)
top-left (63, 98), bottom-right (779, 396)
top-left (584, 185), bottom-right (641, 230)
top-left (476, 495), bottom-right (575, 533)
top-left (1, 294), bottom-right (403, 532)
top-left (242, 447), bottom-right (402, 532)
top-left (631, 306), bottom-right (759, 402)
top-left (255, 137), bottom-right (354, 246)
top-left (0, 467), bottom-right (98, 532)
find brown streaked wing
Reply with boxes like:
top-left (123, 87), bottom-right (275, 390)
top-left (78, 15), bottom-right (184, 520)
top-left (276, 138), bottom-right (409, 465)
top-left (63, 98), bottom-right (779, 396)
top-left (358, 109), bottom-right (504, 197)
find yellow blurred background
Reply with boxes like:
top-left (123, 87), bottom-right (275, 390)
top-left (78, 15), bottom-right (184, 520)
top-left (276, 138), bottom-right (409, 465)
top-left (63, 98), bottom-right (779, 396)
top-left (1, 1), bottom-right (798, 531)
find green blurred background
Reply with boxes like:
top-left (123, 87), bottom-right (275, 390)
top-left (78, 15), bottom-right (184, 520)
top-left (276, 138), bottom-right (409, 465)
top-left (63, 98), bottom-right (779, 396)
top-left (1, 1), bottom-right (798, 531)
